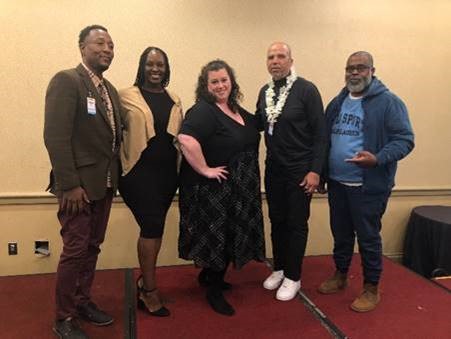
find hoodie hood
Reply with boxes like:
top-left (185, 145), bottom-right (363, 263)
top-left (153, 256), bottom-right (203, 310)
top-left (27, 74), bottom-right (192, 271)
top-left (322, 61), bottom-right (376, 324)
top-left (364, 77), bottom-right (388, 98)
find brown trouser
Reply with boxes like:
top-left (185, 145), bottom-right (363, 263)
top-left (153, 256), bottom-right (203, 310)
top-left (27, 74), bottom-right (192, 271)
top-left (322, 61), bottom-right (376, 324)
top-left (55, 190), bottom-right (113, 320)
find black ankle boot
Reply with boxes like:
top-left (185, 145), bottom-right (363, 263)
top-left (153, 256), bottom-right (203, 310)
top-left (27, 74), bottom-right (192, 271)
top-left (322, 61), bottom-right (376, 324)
top-left (206, 286), bottom-right (235, 316)
top-left (198, 268), bottom-right (232, 290)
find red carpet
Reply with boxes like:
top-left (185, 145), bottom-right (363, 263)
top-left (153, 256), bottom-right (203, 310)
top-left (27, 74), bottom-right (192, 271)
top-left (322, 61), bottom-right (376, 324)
top-left (2, 256), bottom-right (449, 338)
top-left (301, 255), bottom-right (451, 339)
top-left (433, 276), bottom-right (451, 291)
top-left (135, 262), bottom-right (331, 339)
top-left (0, 269), bottom-right (125, 339)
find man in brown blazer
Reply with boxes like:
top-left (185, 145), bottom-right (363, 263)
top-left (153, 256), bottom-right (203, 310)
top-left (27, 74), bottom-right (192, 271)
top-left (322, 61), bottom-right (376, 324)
top-left (44, 25), bottom-right (122, 339)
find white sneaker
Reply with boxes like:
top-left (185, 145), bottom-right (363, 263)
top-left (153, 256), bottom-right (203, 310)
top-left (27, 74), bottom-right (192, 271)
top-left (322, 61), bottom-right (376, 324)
top-left (263, 270), bottom-right (284, 290)
top-left (276, 277), bottom-right (301, 301)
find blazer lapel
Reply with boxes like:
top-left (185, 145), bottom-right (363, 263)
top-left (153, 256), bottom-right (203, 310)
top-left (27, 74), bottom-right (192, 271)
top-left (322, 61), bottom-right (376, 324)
top-left (76, 64), bottom-right (111, 128)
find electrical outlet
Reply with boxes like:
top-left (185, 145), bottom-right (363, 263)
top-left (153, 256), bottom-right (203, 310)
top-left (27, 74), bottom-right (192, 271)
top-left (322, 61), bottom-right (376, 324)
top-left (35, 240), bottom-right (50, 256)
top-left (8, 242), bottom-right (18, 255)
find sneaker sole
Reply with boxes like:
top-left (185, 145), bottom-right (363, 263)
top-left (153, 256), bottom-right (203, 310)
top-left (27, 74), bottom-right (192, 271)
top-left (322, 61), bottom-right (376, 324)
top-left (88, 319), bottom-right (114, 326)
top-left (276, 288), bottom-right (301, 301)
top-left (275, 291), bottom-right (300, 301)
top-left (350, 304), bottom-right (378, 312)
top-left (263, 281), bottom-right (283, 290)
top-left (80, 316), bottom-right (114, 326)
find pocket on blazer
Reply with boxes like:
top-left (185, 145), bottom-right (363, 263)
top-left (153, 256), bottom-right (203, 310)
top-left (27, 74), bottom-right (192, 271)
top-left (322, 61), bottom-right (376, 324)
top-left (75, 155), bottom-right (97, 168)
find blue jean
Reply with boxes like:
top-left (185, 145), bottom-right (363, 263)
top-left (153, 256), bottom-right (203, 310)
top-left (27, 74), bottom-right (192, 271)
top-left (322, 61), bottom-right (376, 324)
top-left (328, 180), bottom-right (390, 284)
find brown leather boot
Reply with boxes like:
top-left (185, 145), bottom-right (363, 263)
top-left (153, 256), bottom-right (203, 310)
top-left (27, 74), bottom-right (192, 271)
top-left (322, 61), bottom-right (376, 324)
top-left (350, 283), bottom-right (380, 312)
top-left (317, 271), bottom-right (348, 294)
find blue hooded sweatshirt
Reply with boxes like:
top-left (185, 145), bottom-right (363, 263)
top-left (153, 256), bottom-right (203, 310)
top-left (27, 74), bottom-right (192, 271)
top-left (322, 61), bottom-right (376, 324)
top-left (325, 77), bottom-right (415, 194)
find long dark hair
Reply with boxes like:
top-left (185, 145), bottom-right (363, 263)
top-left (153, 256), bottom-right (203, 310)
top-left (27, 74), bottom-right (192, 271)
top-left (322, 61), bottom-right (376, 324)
top-left (195, 59), bottom-right (243, 112)
top-left (134, 46), bottom-right (170, 88)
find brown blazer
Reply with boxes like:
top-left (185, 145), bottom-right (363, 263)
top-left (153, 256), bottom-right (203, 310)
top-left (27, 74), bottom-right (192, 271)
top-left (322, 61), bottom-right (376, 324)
top-left (44, 64), bottom-right (122, 200)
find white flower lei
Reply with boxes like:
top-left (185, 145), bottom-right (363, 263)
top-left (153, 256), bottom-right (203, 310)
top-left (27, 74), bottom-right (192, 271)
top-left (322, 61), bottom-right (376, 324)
top-left (265, 69), bottom-right (297, 124)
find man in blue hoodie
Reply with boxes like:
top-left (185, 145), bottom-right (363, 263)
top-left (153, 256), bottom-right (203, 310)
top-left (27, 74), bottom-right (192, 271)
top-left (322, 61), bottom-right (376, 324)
top-left (318, 51), bottom-right (414, 312)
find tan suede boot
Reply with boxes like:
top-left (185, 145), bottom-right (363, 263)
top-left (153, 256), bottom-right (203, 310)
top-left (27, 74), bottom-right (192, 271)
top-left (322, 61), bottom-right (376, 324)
top-left (350, 283), bottom-right (380, 312)
top-left (317, 271), bottom-right (348, 294)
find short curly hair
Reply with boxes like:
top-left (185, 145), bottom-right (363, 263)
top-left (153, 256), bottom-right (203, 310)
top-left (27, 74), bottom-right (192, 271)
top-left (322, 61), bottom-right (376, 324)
top-left (195, 59), bottom-right (243, 112)
top-left (134, 47), bottom-right (170, 88)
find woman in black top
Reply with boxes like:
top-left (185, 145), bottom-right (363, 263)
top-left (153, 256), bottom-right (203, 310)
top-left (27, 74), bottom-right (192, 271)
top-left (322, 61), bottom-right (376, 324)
top-left (119, 47), bottom-right (183, 317)
top-left (178, 60), bottom-right (265, 316)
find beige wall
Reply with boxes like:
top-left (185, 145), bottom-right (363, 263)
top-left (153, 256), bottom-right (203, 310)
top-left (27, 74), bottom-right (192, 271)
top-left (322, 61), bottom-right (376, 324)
top-left (0, 0), bottom-right (450, 193)
top-left (1, 1), bottom-right (451, 275)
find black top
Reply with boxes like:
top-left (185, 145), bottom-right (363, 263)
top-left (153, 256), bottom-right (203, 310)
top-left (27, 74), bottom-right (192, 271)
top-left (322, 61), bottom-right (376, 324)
top-left (140, 88), bottom-right (174, 135)
top-left (139, 88), bottom-right (176, 166)
top-left (180, 100), bottom-right (260, 185)
top-left (256, 76), bottom-right (327, 180)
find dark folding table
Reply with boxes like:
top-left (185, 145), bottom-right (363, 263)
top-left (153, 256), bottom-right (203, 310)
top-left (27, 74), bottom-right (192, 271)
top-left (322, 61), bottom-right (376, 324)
top-left (403, 205), bottom-right (451, 278)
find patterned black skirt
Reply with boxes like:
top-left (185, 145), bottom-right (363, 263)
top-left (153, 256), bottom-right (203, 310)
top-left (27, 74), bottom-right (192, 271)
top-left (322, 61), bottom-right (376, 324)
top-left (178, 151), bottom-right (265, 271)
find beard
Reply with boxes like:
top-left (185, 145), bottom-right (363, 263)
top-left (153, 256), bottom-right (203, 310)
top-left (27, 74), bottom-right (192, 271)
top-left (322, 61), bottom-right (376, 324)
top-left (346, 74), bottom-right (372, 93)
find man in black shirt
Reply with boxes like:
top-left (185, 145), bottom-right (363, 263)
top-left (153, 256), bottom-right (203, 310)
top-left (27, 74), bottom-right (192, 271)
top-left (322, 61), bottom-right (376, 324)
top-left (256, 42), bottom-right (327, 301)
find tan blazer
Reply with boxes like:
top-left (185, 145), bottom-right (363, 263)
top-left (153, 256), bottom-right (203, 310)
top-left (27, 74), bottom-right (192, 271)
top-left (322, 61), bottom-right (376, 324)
top-left (44, 64), bottom-right (122, 200)
top-left (119, 86), bottom-right (183, 175)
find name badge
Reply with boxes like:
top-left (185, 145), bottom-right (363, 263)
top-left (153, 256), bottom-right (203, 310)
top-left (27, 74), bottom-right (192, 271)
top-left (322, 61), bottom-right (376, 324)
top-left (87, 97), bottom-right (96, 115)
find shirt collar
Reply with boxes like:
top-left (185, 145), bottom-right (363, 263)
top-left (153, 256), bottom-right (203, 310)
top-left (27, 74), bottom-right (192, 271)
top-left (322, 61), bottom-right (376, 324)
top-left (81, 62), bottom-right (103, 87)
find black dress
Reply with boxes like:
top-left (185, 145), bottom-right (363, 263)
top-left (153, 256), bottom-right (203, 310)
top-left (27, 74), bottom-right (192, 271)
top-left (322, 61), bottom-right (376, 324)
top-left (119, 89), bottom-right (178, 238)
top-left (178, 101), bottom-right (265, 270)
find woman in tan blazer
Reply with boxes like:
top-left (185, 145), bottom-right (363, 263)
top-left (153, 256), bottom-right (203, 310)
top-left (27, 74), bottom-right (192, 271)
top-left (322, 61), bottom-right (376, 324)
top-left (119, 47), bottom-right (183, 317)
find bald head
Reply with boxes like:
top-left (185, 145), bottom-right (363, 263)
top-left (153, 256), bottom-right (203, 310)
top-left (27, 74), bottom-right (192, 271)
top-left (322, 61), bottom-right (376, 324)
top-left (266, 42), bottom-right (293, 80)
top-left (348, 51), bottom-right (373, 68)
top-left (268, 42), bottom-right (292, 58)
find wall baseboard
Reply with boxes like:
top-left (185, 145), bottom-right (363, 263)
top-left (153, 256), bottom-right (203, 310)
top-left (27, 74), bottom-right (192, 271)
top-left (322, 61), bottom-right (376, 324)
top-left (385, 253), bottom-right (403, 263)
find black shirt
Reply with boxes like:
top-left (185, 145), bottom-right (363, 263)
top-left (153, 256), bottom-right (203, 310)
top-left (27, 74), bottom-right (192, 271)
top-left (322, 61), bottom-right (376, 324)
top-left (139, 89), bottom-right (177, 167)
top-left (180, 100), bottom-right (260, 185)
top-left (256, 76), bottom-right (327, 180)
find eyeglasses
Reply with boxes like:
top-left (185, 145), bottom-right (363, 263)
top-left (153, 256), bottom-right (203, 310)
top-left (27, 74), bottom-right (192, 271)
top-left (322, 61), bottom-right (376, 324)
top-left (345, 64), bottom-right (372, 73)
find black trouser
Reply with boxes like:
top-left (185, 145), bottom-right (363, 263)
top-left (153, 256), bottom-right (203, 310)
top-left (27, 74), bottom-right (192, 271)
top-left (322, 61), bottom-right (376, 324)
top-left (265, 161), bottom-right (311, 281)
